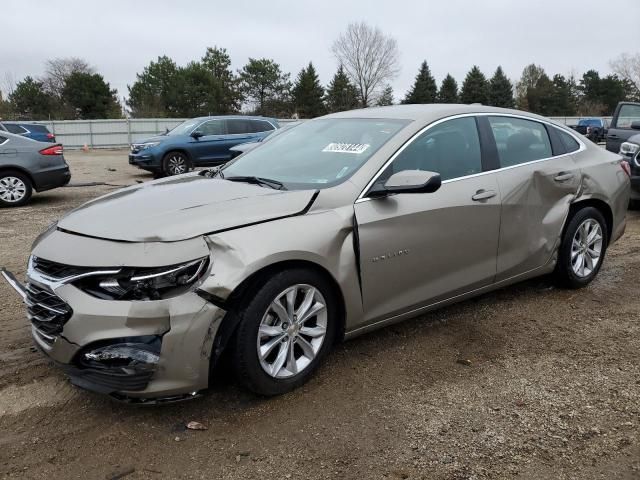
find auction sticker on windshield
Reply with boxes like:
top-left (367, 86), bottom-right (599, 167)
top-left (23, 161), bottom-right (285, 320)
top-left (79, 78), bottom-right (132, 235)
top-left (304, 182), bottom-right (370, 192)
top-left (322, 143), bottom-right (370, 154)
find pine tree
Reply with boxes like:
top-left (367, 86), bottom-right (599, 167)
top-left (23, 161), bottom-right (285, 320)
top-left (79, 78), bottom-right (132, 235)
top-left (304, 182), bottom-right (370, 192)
top-left (292, 62), bottom-right (326, 118)
top-left (325, 66), bottom-right (359, 113)
top-left (488, 66), bottom-right (514, 108)
top-left (376, 85), bottom-right (394, 106)
top-left (402, 61), bottom-right (437, 104)
top-left (460, 66), bottom-right (489, 104)
top-left (438, 74), bottom-right (459, 103)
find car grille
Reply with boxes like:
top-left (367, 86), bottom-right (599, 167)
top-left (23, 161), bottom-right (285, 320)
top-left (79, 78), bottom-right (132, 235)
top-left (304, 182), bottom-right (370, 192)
top-left (32, 256), bottom-right (91, 279)
top-left (25, 282), bottom-right (73, 342)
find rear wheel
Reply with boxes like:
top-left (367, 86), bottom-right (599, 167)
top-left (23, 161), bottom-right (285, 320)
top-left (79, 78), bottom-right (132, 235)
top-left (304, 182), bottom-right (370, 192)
top-left (161, 151), bottom-right (190, 176)
top-left (0, 171), bottom-right (32, 207)
top-left (554, 207), bottom-right (608, 288)
top-left (230, 269), bottom-right (337, 396)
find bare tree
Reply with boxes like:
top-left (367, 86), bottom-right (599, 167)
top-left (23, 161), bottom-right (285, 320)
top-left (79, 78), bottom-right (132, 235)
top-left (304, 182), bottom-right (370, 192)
top-left (1, 72), bottom-right (16, 98)
top-left (331, 22), bottom-right (400, 107)
top-left (610, 53), bottom-right (640, 97)
top-left (43, 57), bottom-right (93, 97)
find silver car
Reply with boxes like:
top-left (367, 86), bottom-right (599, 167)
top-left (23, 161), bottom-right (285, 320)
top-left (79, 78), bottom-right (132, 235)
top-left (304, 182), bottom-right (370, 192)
top-left (1, 105), bottom-right (630, 402)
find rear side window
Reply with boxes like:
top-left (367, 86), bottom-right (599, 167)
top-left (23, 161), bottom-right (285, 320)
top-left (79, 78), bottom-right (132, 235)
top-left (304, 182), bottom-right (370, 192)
top-left (226, 119), bottom-right (253, 134)
top-left (614, 104), bottom-right (640, 129)
top-left (0, 136), bottom-right (7, 145)
top-left (386, 117), bottom-right (482, 182)
top-left (557, 129), bottom-right (581, 153)
top-left (488, 117), bottom-right (552, 167)
top-left (3, 124), bottom-right (28, 134)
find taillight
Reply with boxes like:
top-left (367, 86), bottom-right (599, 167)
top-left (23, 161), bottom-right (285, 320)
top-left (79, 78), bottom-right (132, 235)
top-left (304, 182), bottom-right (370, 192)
top-left (46, 133), bottom-right (55, 139)
top-left (620, 160), bottom-right (631, 178)
top-left (39, 144), bottom-right (63, 156)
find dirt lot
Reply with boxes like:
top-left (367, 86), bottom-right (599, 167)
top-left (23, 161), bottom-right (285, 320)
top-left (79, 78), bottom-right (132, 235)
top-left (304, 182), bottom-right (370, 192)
top-left (0, 149), bottom-right (638, 479)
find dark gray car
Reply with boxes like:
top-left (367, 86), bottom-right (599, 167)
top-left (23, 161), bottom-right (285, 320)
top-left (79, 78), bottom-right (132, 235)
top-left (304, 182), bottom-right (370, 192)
top-left (0, 131), bottom-right (71, 207)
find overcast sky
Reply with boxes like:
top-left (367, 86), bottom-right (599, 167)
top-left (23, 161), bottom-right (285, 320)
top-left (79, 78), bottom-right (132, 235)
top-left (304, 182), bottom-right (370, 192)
top-left (2, 0), bottom-right (639, 103)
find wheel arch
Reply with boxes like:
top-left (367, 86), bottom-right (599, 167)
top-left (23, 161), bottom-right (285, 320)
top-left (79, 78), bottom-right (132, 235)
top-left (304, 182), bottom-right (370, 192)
top-left (207, 259), bottom-right (347, 375)
top-left (567, 197), bottom-right (613, 242)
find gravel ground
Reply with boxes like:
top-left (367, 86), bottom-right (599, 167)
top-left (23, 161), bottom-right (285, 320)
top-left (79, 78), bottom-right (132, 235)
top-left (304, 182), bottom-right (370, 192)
top-left (0, 150), bottom-right (638, 479)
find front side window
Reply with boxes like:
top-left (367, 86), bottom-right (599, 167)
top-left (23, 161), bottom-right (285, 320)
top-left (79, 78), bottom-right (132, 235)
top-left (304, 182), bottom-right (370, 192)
top-left (614, 104), bottom-right (640, 129)
top-left (198, 120), bottom-right (225, 136)
top-left (488, 117), bottom-right (552, 167)
top-left (381, 117), bottom-right (482, 182)
top-left (222, 118), bottom-right (409, 189)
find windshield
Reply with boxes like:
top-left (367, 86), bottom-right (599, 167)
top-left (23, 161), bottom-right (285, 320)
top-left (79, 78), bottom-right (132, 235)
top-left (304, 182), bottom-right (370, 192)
top-left (221, 118), bottom-right (409, 189)
top-left (166, 119), bottom-right (200, 136)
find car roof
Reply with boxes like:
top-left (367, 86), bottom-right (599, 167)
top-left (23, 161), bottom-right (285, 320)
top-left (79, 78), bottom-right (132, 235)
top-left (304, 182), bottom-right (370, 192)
top-left (325, 104), bottom-right (559, 124)
top-left (190, 115), bottom-right (277, 122)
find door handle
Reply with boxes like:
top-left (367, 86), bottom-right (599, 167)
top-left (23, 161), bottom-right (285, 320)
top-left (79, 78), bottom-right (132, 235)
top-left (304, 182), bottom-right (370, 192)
top-left (554, 172), bottom-right (575, 182)
top-left (471, 189), bottom-right (497, 201)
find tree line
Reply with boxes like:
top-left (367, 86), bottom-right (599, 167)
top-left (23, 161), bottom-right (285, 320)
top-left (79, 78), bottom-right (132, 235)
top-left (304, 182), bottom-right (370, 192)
top-left (1, 22), bottom-right (639, 121)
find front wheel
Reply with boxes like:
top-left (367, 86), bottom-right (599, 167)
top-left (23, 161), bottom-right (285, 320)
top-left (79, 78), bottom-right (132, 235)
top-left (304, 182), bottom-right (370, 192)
top-left (554, 207), bottom-right (608, 288)
top-left (230, 269), bottom-right (337, 396)
top-left (161, 151), bottom-right (190, 176)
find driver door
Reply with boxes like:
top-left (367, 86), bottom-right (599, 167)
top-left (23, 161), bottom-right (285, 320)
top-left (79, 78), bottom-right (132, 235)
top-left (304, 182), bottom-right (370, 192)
top-left (354, 116), bottom-right (501, 327)
top-left (189, 119), bottom-right (227, 165)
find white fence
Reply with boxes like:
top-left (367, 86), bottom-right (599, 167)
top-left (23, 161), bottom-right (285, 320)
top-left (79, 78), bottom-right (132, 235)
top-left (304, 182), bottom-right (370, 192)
top-left (28, 116), bottom-right (611, 149)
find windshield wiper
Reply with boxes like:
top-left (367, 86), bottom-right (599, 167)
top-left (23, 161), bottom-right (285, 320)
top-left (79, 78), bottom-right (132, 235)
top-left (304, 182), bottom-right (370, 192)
top-left (225, 176), bottom-right (286, 190)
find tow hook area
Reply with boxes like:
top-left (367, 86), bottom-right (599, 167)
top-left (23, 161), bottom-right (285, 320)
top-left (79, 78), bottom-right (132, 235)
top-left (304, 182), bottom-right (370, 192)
top-left (0, 268), bottom-right (27, 301)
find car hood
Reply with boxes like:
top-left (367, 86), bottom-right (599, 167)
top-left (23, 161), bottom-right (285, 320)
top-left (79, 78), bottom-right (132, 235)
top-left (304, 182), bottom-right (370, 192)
top-left (134, 135), bottom-right (169, 144)
top-left (57, 174), bottom-right (318, 242)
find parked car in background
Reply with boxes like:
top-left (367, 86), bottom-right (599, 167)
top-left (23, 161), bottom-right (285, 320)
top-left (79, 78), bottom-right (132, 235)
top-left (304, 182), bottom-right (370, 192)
top-left (606, 102), bottom-right (640, 154)
top-left (0, 122), bottom-right (56, 143)
top-left (0, 131), bottom-right (70, 207)
top-left (618, 130), bottom-right (640, 206)
top-left (1, 105), bottom-right (629, 402)
top-left (570, 118), bottom-right (608, 143)
top-left (129, 116), bottom-right (279, 176)
top-left (229, 121), bottom-right (300, 159)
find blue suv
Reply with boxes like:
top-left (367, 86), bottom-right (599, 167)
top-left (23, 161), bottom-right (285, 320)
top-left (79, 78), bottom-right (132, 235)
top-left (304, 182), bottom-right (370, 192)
top-left (129, 116), bottom-right (279, 176)
top-left (0, 122), bottom-right (56, 143)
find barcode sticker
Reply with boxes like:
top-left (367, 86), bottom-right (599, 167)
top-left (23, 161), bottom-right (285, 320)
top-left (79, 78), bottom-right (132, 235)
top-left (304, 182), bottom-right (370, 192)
top-left (322, 143), bottom-right (370, 154)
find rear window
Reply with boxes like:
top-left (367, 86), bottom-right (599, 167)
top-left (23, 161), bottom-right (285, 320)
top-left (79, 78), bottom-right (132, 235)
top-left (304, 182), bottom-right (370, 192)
top-left (26, 124), bottom-right (50, 133)
top-left (578, 119), bottom-right (601, 126)
top-left (253, 120), bottom-right (275, 132)
top-left (3, 124), bottom-right (28, 134)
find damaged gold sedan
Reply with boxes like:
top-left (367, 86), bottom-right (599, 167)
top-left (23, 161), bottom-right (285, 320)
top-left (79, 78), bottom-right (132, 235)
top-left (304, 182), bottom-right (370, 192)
top-left (1, 105), bottom-right (631, 402)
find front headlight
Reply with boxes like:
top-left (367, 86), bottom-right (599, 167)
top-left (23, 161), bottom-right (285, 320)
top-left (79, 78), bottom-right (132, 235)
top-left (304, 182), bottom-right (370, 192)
top-left (74, 257), bottom-right (209, 301)
top-left (131, 142), bottom-right (161, 151)
top-left (620, 142), bottom-right (640, 157)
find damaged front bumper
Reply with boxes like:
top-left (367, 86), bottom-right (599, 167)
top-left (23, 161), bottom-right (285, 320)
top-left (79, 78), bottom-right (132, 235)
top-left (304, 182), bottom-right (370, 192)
top-left (1, 245), bottom-right (227, 403)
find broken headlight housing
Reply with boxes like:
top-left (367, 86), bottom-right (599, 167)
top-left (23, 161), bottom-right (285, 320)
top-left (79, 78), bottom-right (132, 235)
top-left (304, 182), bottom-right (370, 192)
top-left (74, 257), bottom-right (209, 301)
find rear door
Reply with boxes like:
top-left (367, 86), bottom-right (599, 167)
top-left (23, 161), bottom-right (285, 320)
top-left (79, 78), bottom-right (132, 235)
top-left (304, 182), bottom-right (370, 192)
top-left (354, 116), bottom-right (501, 326)
top-left (607, 103), bottom-right (640, 153)
top-left (189, 119), bottom-right (227, 165)
top-left (487, 116), bottom-right (582, 282)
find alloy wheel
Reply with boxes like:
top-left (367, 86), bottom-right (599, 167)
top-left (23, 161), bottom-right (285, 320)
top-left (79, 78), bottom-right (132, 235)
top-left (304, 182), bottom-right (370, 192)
top-left (0, 176), bottom-right (27, 203)
top-left (256, 284), bottom-right (328, 379)
top-left (167, 155), bottom-right (187, 175)
top-left (571, 218), bottom-right (603, 278)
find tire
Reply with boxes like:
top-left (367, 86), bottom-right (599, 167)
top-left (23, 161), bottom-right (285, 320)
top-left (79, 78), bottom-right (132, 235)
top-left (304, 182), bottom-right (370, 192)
top-left (0, 171), bottom-right (33, 208)
top-left (230, 268), bottom-right (338, 396)
top-left (554, 207), bottom-right (608, 289)
top-left (161, 151), bottom-right (190, 176)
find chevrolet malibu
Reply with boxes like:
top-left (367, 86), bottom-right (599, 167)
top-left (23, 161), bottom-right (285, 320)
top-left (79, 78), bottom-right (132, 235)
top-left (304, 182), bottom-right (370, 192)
top-left (1, 105), bottom-right (630, 402)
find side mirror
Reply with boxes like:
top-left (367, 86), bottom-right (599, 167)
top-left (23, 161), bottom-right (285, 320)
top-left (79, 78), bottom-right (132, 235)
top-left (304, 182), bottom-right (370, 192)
top-left (631, 121), bottom-right (640, 130)
top-left (368, 170), bottom-right (442, 198)
top-left (191, 130), bottom-right (204, 139)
